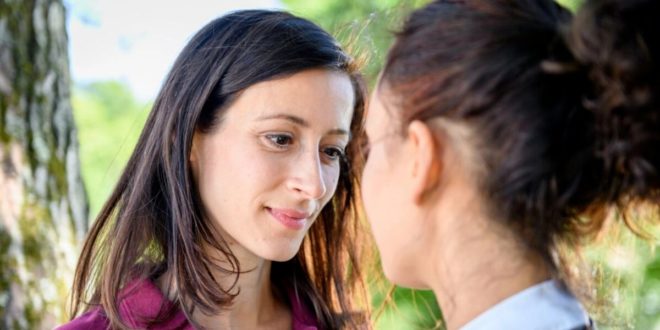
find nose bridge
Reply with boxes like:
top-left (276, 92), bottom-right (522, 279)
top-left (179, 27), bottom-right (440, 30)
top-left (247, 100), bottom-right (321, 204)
top-left (291, 144), bottom-right (327, 199)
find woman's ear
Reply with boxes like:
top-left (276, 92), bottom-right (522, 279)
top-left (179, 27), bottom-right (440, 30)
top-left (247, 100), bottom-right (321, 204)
top-left (406, 120), bottom-right (442, 204)
top-left (190, 132), bottom-right (200, 164)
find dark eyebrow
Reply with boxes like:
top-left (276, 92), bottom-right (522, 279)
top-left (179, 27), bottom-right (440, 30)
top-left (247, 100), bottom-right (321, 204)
top-left (257, 114), bottom-right (309, 127)
top-left (327, 128), bottom-right (350, 137)
top-left (257, 113), bottom-right (351, 138)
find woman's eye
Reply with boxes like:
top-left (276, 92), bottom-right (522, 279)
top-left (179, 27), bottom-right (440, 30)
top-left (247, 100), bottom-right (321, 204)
top-left (361, 143), bottom-right (370, 160)
top-left (355, 137), bottom-right (369, 161)
top-left (323, 147), bottom-right (345, 161)
top-left (265, 134), bottom-right (293, 148)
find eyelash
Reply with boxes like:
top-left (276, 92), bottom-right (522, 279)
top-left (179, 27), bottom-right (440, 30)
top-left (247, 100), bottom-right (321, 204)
top-left (263, 133), bottom-right (345, 161)
top-left (360, 138), bottom-right (371, 159)
top-left (265, 133), bottom-right (293, 149)
top-left (322, 147), bottom-right (345, 161)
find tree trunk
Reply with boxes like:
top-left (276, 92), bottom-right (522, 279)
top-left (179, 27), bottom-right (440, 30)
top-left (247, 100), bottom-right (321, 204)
top-left (0, 0), bottom-right (88, 328)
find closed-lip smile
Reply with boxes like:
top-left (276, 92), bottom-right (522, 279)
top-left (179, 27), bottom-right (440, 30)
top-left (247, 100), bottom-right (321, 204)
top-left (266, 207), bottom-right (311, 230)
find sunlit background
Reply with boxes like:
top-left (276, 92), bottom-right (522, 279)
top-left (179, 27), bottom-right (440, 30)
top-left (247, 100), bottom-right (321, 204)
top-left (61, 0), bottom-right (659, 329)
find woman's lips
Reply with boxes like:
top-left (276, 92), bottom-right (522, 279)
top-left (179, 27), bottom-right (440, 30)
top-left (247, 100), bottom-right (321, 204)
top-left (267, 207), bottom-right (310, 230)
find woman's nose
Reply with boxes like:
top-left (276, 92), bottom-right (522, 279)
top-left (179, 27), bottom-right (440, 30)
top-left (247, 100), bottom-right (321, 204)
top-left (286, 149), bottom-right (327, 200)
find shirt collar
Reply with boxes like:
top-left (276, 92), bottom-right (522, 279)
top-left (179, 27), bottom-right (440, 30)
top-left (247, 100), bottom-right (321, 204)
top-left (460, 280), bottom-right (591, 330)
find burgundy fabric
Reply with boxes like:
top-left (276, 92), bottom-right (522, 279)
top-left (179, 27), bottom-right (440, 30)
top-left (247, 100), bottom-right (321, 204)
top-left (288, 287), bottom-right (319, 330)
top-left (57, 279), bottom-right (318, 329)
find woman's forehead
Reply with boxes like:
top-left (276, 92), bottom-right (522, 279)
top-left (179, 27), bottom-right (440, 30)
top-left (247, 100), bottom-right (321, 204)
top-left (224, 69), bottom-right (355, 132)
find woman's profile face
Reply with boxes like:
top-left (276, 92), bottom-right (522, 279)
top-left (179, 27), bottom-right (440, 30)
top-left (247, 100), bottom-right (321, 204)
top-left (362, 88), bottom-right (421, 286)
top-left (190, 69), bottom-right (355, 262)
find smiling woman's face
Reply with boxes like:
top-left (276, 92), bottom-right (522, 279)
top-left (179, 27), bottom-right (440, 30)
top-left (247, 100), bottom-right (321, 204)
top-left (190, 69), bottom-right (355, 262)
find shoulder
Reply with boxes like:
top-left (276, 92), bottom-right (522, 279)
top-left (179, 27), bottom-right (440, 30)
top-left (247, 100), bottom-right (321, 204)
top-left (55, 308), bottom-right (109, 330)
top-left (56, 279), bottom-right (191, 330)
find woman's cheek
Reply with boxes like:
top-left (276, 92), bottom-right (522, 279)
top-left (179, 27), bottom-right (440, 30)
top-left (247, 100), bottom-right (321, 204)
top-left (324, 165), bottom-right (342, 198)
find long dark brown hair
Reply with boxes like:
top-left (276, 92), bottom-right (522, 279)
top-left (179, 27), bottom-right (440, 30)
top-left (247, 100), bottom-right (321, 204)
top-left (380, 0), bottom-right (659, 282)
top-left (69, 10), bottom-right (368, 329)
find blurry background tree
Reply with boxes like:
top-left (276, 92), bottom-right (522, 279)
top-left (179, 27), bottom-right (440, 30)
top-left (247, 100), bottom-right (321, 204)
top-left (0, 0), bottom-right (87, 329)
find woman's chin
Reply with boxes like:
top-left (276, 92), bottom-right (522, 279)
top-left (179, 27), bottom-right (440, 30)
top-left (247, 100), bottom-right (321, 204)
top-left (258, 241), bottom-right (304, 262)
top-left (382, 258), bottom-right (428, 289)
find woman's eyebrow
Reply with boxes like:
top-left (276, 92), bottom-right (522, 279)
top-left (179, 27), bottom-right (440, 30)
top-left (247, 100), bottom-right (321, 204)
top-left (257, 113), bottom-right (350, 137)
top-left (327, 128), bottom-right (350, 137)
top-left (257, 113), bottom-right (309, 127)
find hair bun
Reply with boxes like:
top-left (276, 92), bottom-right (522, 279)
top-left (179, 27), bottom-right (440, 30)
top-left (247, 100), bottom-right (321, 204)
top-left (566, 0), bottom-right (660, 200)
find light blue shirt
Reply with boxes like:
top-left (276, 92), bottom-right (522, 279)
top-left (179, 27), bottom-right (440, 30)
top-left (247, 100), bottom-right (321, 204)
top-left (460, 280), bottom-right (592, 330)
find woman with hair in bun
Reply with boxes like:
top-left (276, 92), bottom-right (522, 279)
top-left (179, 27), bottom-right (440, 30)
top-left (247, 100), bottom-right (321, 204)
top-left (58, 10), bottom-right (367, 330)
top-left (362, 0), bottom-right (659, 328)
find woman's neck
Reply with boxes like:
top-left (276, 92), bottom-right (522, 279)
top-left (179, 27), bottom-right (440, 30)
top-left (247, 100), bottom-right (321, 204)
top-left (195, 256), bottom-right (290, 329)
top-left (158, 243), bottom-right (291, 329)
top-left (426, 209), bottom-right (550, 330)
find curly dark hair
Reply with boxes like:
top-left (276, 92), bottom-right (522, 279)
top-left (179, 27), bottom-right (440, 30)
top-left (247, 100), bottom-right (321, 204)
top-left (380, 0), bottom-right (659, 278)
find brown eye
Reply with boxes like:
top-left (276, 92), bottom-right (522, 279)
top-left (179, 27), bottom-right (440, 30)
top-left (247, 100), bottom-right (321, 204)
top-left (360, 137), bottom-right (371, 160)
top-left (322, 147), bottom-right (344, 161)
top-left (265, 134), bottom-right (293, 149)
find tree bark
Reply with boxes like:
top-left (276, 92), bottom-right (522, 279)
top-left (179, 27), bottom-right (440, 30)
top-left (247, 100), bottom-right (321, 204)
top-left (0, 0), bottom-right (87, 328)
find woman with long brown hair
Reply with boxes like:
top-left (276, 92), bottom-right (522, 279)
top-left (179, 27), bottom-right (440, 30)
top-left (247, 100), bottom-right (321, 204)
top-left (59, 10), bottom-right (367, 329)
top-left (362, 0), bottom-right (658, 328)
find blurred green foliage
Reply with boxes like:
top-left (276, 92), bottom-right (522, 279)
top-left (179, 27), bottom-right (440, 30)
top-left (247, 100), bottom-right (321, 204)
top-left (284, 0), bottom-right (429, 84)
top-left (72, 81), bottom-right (150, 218)
top-left (638, 254), bottom-right (660, 329)
top-left (582, 222), bottom-right (660, 329)
top-left (557, 0), bottom-right (584, 12)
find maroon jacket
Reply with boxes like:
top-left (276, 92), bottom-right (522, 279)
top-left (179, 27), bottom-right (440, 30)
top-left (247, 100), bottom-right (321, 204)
top-left (56, 279), bottom-right (318, 330)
